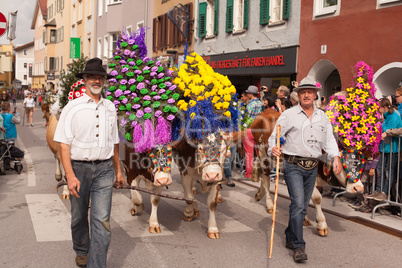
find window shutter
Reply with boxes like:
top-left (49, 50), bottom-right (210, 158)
top-left (260, 0), bottom-right (269, 25)
top-left (199, 2), bottom-right (207, 38)
top-left (44, 57), bottom-right (47, 72)
top-left (214, 0), bottom-right (219, 35)
top-left (169, 19), bottom-right (174, 47)
top-left (226, 0), bottom-right (233, 33)
top-left (152, 18), bottom-right (157, 51)
top-left (243, 0), bottom-right (249, 29)
top-left (283, 0), bottom-right (290, 20)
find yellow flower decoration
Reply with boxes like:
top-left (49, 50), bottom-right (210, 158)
top-left (189, 100), bottom-right (197, 107)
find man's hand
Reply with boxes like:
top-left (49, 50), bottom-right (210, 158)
top-left (67, 176), bottom-right (81, 198)
top-left (332, 156), bottom-right (342, 175)
top-left (271, 146), bottom-right (282, 157)
top-left (114, 171), bottom-right (126, 189)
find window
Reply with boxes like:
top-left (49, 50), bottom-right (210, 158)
top-left (103, 35), bottom-right (109, 58)
top-left (226, 0), bottom-right (248, 32)
top-left (199, 0), bottom-right (218, 37)
top-left (109, 0), bottom-right (122, 4)
top-left (24, 75), bottom-right (27, 80)
top-left (97, 38), bottom-right (102, 58)
top-left (136, 21), bottom-right (143, 31)
top-left (24, 63), bottom-right (27, 68)
top-left (24, 50), bottom-right (28, 55)
top-left (78, 0), bottom-right (83, 22)
top-left (314, 0), bottom-right (339, 17)
top-left (378, 0), bottom-right (402, 4)
top-left (98, 0), bottom-right (103, 16)
top-left (50, 29), bottom-right (56, 43)
top-left (43, 30), bottom-right (47, 44)
top-left (49, 57), bottom-right (56, 71)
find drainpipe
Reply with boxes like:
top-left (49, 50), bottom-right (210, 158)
top-left (145, 0), bottom-right (148, 57)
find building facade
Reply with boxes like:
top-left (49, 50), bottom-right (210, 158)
top-left (0, 44), bottom-right (14, 90)
top-left (298, 0), bottom-right (402, 100)
top-left (14, 42), bottom-right (35, 89)
top-left (195, 0), bottom-right (299, 94)
top-left (96, 0), bottom-right (154, 68)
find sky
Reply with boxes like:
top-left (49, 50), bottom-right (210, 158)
top-left (0, 0), bottom-right (35, 46)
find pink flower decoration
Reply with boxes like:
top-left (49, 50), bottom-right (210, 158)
top-left (155, 110), bottom-right (162, 117)
top-left (136, 110), bottom-right (144, 118)
top-left (167, 115), bottom-right (175, 121)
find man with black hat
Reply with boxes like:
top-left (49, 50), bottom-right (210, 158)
top-left (268, 77), bottom-right (342, 263)
top-left (54, 58), bottom-right (125, 268)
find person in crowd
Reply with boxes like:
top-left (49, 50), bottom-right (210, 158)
top-left (289, 91), bottom-right (299, 107)
top-left (10, 88), bottom-right (17, 106)
top-left (23, 93), bottom-right (35, 127)
top-left (263, 94), bottom-right (277, 110)
top-left (243, 85), bottom-right (265, 179)
top-left (224, 134), bottom-right (237, 187)
top-left (54, 58), bottom-right (125, 268)
top-left (268, 77), bottom-right (342, 263)
top-left (1, 101), bottom-right (20, 171)
top-left (366, 98), bottom-right (402, 202)
top-left (276, 85), bottom-right (290, 99)
top-left (275, 97), bottom-right (292, 114)
top-left (395, 87), bottom-right (402, 117)
top-left (260, 85), bottom-right (270, 100)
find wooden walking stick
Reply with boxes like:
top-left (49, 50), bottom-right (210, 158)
top-left (269, 124), bottom-right (281, 259)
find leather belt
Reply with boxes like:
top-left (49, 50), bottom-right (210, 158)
top-left (284, 154), bottom-right (319, 170)
top-left (72, 158), bottom-right (111, 165)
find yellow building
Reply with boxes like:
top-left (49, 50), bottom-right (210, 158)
top-left (0, 44), bottom-right (14, 90)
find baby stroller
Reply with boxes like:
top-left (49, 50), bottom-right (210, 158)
top-left (0, 138), bottom-right (24, 174)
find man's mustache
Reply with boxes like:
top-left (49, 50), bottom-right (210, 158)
top-left (91, 83), bottom-right (102, 87)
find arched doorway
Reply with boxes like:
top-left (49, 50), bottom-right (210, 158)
top-left (306, 59), bottom-right (342, 104)
top-left (373, 62), bottom-right (402, 99)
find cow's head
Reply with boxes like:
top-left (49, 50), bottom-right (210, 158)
top-left (331, 150), bottom-right (365, 193)
top-left (148, 145), bottom-right (173, 187)
top-left (197, 132), bottom-right (228, 183)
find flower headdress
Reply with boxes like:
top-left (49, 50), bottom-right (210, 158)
top-left (106, 28), bottom-right (178, 153)
top-left (326, 61), bottom-right (382, 153)
top-left (68, 79), bottom-right (86, 101)
top-left (172, 52), bottom-right (239, 141)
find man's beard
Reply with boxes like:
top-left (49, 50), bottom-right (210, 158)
top-left (89, 84), bottom-right (102, 94)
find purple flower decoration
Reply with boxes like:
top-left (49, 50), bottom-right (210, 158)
top-left (151, 85), bottom-right (157, 91)
top-left (105, 91), bottom-right (111, 96)
top-left (124, 50), bottom-right (131, 56)
top-left (143, 57), bottom-right (150, 62)
top-left (143, 95), bottom-right (151, 101)
top-left (119, 60), bottom-right (127, 64)
top-left (120, 79), bottom-right (127, 85)
top-left (165, 82), bottom-right (172, 87)
top-left (110, 70), bottom-right (118, 76)
top-left (122, 98), bottom-right (128, 104)
top-left (136, 110), bottom-right (144, 118)
top-left (115, 89), bottom-right (123, 97)
top-left (157, 73), bottom-right (165, 78)
top-left (113, 100), bottom-right (120, 105)
top-left (151, 66), bottom-right (158, 72)
top-left (130, 51), bottom-right (136, 58)
top-left (128, 61), bottom-right (135, 66)
top-left (158, 89), bottom-right (166, 94)
top-left (131, 93), bottom-right (138, 98)
top-left (124, 90), bottom-right (131, 95)
top-left (167, 115), bottom-right (175, 121)
top-left (128, 79), bottom-right (136, 85)
top-left (167, 98), bottom-right (175, 104)
top-left (121, 35), bottom-right (127, 40)
top-left (109, 78), bottom-right (118, 83)
top-left (169, 85), bottom-right (177, 91)
top-left (144, 107), bottom-right (152, 113)
top-left (128, 39), bottom-right (135, 45)
top-left (134, 70), bottom-right (142, 74)
top-left (155, 111), bottom-right (162, 117)
top-left (120, 118), bottom-right (127, 126)
top-left (133, 104), bottom-right (141, 109)
top-left (166, 69), bottom-right (174, 76)
top-left (156, 61), bottom-right (162, 66)
top-left (126, 112), bottom-right (131, 116)
top-left (131, 121), bottom-right (137, 127)
top-left (137, 83), bottom-right (145, 90)
top-left (153, 96), bottom-right (161, 100)
top-left (121, 67), bottom-right (129, 73)
top-left (143, 66), bottom-right (150, 71)
top-left (145, 80), bottom-right (150, 85)
top-left (150, 72), bottom-right (157, 77)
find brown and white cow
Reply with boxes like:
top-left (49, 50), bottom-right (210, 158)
top-left (46, 114), bottom-right (70, 199)
top-left (250, 108), bottom-right (364, 237)
top-left (121, 144), bottom-right (172, 233)
top-left (172, 132), bottom-right (228, 239)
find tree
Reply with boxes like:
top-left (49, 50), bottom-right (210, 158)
top-left (59, 56), bottom-right (87, 109)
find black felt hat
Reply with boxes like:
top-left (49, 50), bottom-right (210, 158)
top-left (76, 58), bottom-right (113, 79)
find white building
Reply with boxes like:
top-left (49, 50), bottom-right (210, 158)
top-left (14, 42), bottom-right (35, 88)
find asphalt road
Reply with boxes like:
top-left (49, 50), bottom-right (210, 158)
top-left (0, 101), bottom-right (401, 268)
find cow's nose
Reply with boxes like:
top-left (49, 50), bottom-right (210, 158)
top-left (155, 177), bottom-right (171, 187)
top-left (205, 172), bottom-right (219, 182)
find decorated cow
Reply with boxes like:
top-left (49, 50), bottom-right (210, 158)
top-left (106, 28), bottom-right (177, 233)
top-left (172, 52), bottom-right (239, 239)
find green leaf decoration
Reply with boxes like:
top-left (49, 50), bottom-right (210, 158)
top-left (153, 101), bottom-right (161, 108)
top-left (143, 113), bottom-right (151, 120)
top-left (143, 100), bottom-right (151, 106)
top-left (140, 88), bottom-right (148, 95)
top-left (129, 114), bottom-right (136, 121)
top-left (137, 76), bottom-right (144, 82)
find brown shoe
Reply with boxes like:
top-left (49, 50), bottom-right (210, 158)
top-left (365, 191), bottom-right (380, 200)
top-left (75, 254), bottom-right (87, 267)
top-left (374, 192), bottom-right (388, 202)
top-left (285, 241), bottom-right (294, 249)
top-left (226, 178), bottom-right (235, 187)
top-left (293, 247), bottom-right (307, 262)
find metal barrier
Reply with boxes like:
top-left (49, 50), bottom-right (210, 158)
top-left (371, 134), bottom-right (402, 219)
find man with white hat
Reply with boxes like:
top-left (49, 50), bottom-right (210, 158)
top-left (243, 85), bottom-right (265, 179)
top-left (268, 77), bottom-right (342, 263)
